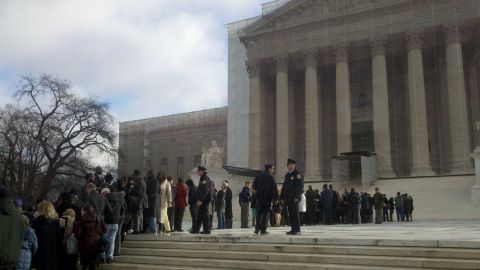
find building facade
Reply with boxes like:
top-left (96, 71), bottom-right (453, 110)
top-left (118, 107), bottom-right (227, 178)
top-left (228, 0), bottom-right (480, 181)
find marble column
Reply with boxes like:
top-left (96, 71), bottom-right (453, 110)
top-left (276, 54), bottom-right (290, 173)
top-left (247, 60), bottom-right (262, 170)
top-left (444, 23), bottom-right (472, 173)
top-left (471, 147), bottom-right (480, 206)
top-left (304, 49), bottom-right (322, 181)
top-left (370, 37), bottom-right (394, 177)
top-left (405, 30), bottom-right (434, 175)
top-left (335, 43), bottom-right (352, 154)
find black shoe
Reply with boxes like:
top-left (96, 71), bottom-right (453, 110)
top-left (290, 231), bottom-right (301, 235)
top-left (254, 229), bottom-right (259, 235)
top-left (177, 229), bottom-right (184, 232)
top-left (106, 258), bottom-right (113, 264)
top-left (260, 231), bottom-right (269, 235)
top-left (190, 230), bottom-right (199, 234)
top-left (286, 231), bottom-right (293, 235)
top-left (200, 231), bottom-right (211, 235)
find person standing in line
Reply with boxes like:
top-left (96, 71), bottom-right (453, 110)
top-left (329, 185), bottom-right (340, 224)
top-left (145, 170), bottom-right (159, 234)
top-left (185, 179), bottom-right (197, 232)
top-left (373, 187), bottom-right (384, 224)
top-left (190, 166), bottom-right (213, 234)
top-left (250, 193), bottom-right (257, 227)
top-left (299, 191), bottom-right (307, 225)
top-left (252, 164), bottom-right (278, 234)
top-left (215, 183), bottom-right (226, 229)
top-left (174, 178), bottom-right (187, 232)
top-left (156, 172), bottom-right (172, 234)
top-left (58, 209), bottom-right (78, 270)
top-left (239, 181), bottom-right (252, 228)
top-left (32, 201), bottom-right (60, 270)
top-left (167, 177), bottom-right (176, 230)
top-left (305, 185), bottom-right (317, 225)
top-left (280, 159), bottom-right (304, 235)
top-left (16, 215), bottom-right (38, 270)
top-left (320, 184), bottom-right (333, 225)
top-left (74, 203), bottom-right (106, 270)
top-left (388, 197), bottom-right (395, 222)
top-left (102, 188), bottom-right (125, 263)
top-left (347, 188), bottom-right (360, 224)
top-left (94, 166), bottom-right (105, 191)
top-left (130, 170), bottom-right (147, 234)
top-left (224, 181), bottom-right (233, 229)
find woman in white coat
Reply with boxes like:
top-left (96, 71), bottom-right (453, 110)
top-left (155, 172), bottom-right (172, 234)
top-left (299, 191), bottom-right (307, 226)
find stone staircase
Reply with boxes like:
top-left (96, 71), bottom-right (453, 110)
top-left (102, 234), bottom-right (480, 270)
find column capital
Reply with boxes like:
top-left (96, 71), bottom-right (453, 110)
top-left (246, 59), bottom-right (260, 77)
top-left (443, 23), bottom-right (464, 45)
top-left (405, 30), bottom-right (425, 50)
top-left (370, 36), bottom-right (388, 57)
top-left (334, 42), bottom-right (350, 63)
top-left (304, 48), bottom-right (318, 68)
top-left (276, 54), bottom-right (289, 73)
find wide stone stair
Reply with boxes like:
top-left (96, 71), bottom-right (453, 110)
top-left (102, 234), bottom-right (480, 270)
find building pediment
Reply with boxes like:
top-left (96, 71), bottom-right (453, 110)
top-left (244, 0), bottom-right (408, 37)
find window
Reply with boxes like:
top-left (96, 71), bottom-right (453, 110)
top-left (193, 155), bottom-right (202, 168)
top-left (177, 157), bottom-right (185, 180)
top-left (160, 158), bottom-right (168, 176)
top-left (144, 159), bottom-right (152, 170)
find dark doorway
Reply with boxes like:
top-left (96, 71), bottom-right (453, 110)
top-left (352, 121), bottom-right (374, 153)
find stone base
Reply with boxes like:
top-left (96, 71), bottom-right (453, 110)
top-left (378, 168), bottom-right (396, 178)
top-left (410, 166), bottom-right (435, 177)
top-left (471, 185), bottom-right (480, 206)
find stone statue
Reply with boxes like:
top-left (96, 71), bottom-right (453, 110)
top-left (201, 140), bottom-right (224, 169)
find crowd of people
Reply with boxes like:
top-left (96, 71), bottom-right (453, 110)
top-left (0, 161), bottom-right (415, 270)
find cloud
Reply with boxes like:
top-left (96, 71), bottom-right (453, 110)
top-left (0, 0), bottom-right (263, 121)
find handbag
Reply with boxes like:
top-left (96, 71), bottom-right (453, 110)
top-left (65, 233), bottom-right (78, 254)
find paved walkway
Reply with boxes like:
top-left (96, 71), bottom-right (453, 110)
top-left (130, 221), bottom-right (480, 248)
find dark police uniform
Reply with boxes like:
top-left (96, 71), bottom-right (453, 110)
top-left (280, 169), bottom-right (304, 234)
top-left (252, 172), bottom-right (278, 233)
top-left (192, 173), bottom-right (213, 234)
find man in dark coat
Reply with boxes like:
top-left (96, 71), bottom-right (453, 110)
top-left (130, 170), bottom-right (147, 234)
top-left (239, 181), bottom-right (252, 228)
top-left (186, 178), bottom-right (197, 231)
top-left (329, 184), bottom-right (339, 224)
top-left (320, 184), bottom-right (333, 225)
top-left (144, 170), bottom-right (158, 233)
top-left (280, 159), bottom-right (304, 235)
top-left (305, 185), bottom-right (317, 225)
top-left (103, 187), bottom-right (126, 263)
top-left (252, 164), bottom-right (278, 234)
top-left (0, 186), bottom-right (26, 270)
top-left (347, 188), bottom-right (360, 224)
top-left (191, 166), bottom-right (213, 234)
top-left (86, 183), bottom-right (112, 220)
top-left (224, 182), bottom-right (233, 229)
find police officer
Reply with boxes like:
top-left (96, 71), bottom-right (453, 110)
top-left (280, 159), bottom-right (304, 235)
top-left (190, 166), bottom-right (213, 234)
top-left (252, 164), bottom-right (278, 235)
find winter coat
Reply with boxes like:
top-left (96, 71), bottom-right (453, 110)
top-left (299, 193), bottom-right (307, 213)
top-left (187, 184), bottom-right (197, 206)
top-left (73, 216), bottom-right (106, 257)
top-left (145, 176), bottom-right (159, 218)
top-left (87, 191), bottom-right (112, 220)
top-left (224, 187), bottom-right (233, 219)
top-left (104, 192), bottom-right (126, 224)
top-left (215, 189), bottom-right (226, 213)
top-left (15, 227), bottom-right (38, 270)
top-left (155, 180), bottom-right (172, 224)
top-left (175, 184), bottom-right (187, 209)
top-left (0, 197), bottom-right (25, 270)
top-left (239, 187), bottom-right (251, 204)
top-left (32, 216), bottom-right (61, 270)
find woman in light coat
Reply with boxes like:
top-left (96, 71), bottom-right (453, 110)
top-left (156, 172), bottom-right (172, 234)
top-left (299, 191), bottom-right (307, 226)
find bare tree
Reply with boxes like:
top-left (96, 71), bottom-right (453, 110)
top-left (0, 74), bottom-right (117, 201)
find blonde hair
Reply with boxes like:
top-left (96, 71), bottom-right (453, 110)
top-left (22, 215), bottom-right (30, 226)
top-left (62, 208), bottom-right (76, 218)
top-left (35, 201), bottom-right (58, 220)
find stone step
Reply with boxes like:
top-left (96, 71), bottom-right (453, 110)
top-left (101, 263), bottom-right (216, 270)
top-left (122, 241), bottom-right (480, 260)
top-left (110, 255), bottom-right (434, 270)
top-left (118, 247), bottom-right (480, 269)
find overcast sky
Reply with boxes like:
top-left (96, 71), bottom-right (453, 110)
top-left (0, 0), bottom-right (267, 122)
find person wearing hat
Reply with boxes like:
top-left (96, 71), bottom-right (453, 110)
top-left (252, 164), bottom-right (278, 234)
top-left (280, 159), bottom-right (304, 235)
top-left (190, 166), bottom-right (213, 234)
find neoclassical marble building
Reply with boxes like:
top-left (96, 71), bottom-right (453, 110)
top-left (227, 0), bottom-right (480, 181)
